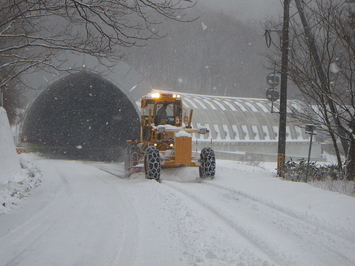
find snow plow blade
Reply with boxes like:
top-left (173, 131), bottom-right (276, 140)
top-left (125, 164), bottom-right (144, 178)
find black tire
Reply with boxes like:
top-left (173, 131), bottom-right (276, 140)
top-left (199, 147), bottom-right (216, 179)
top-left (144, 146), bottom-right (161, 181)
top-left (124, 144), bottom-right (140, 178)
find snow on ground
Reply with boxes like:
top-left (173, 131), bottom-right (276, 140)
top-left (0, 154), bottom-right (355, 266)
top-left (2, 106), bottom-right (355, 265)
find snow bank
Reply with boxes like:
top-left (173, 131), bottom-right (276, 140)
top-left (0, 154), bottom-right (42, 214)
top-left (0, 107), bottom-right (24, 184)
top-left (0, 107), bottom-right (42, 214)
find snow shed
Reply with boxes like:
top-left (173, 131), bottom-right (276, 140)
top-left (21, 71), bottom-right (140, 161)
top-left (177, 92), bottom-right (321, 162)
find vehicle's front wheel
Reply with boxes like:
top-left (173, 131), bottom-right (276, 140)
top-left (199, 147), bottom-right (216, 179)
top-left (144, 146), bottom-right (161, 182)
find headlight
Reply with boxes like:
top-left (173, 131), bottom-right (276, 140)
top-left (151, 92), bottom-right (161, 98)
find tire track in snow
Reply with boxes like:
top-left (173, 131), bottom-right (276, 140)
top-left (80, 161), bottom-right (125, 178)
top-left (88, 162), bottom-right (355, 265)
top-left (92, 171), bottom-right (140, 266)
top-left (54, 161), bottom-right (140, 266)
top-left (1, 164), bottom-right (72, 266)
top-left (161, 180), bottom-right (281, 265)
top-left (82, 162), bottom-right (141, 264)
top-left (96, 168), bottom-right (124, 178)
top-left (102, 171), bottom-right (193, 265)
top-left (112, 194), bottom-right (139, 266)
top-left (163, 180), bottom-right (355, 266)
top-left (203, 181), bottom-right (355, 265)
top-left (205, 181), bottom-right (355, 241)
top-left (1, 160), bottom-right (140, 266)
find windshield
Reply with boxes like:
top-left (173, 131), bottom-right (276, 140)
top-left (154, 102), bottom-right (175, 125)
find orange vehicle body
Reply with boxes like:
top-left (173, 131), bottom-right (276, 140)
top-left (125, 92), bottom-right (214, 181)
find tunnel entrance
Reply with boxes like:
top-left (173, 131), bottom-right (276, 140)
top-left (21, 71), bottom-right (140, 161)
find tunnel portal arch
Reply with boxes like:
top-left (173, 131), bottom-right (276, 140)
top-left (21, 71), bottom-right (140, 161)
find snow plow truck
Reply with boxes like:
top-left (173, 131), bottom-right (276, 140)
top-left (125, 92), bottom-right (215, 182)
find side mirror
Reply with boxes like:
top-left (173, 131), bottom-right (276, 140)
top-left (198, 127), bottom-right (208, 134)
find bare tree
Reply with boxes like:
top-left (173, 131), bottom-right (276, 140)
top-left (1, 77), bottom-right (26, 124)
top-left (0, 0), bottom-right (196, 95)
top-left (266, 0), bottom-right (355, 180)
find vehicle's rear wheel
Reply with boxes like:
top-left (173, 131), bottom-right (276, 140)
top-left (144, 146), bottom-right (161, 182)
top-left (124, 144), bottom-right (141, 178)
top-left (199, 147), bottom-right (216, 179)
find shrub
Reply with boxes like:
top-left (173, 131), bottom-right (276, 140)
top-left (283, 158), bottom-right (344, 182)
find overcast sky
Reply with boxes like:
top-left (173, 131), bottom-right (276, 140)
top-left (199, 0), bottom-right (283, 22)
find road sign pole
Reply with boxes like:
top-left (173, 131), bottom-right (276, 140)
top-left (305, 124), bottom-right (316, 182)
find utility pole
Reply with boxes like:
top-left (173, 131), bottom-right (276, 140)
top-left (277, 0), bottom-right (291, 177)
top-left (0, 89), bottom-right (3, 107)
top-left (294, 0), bottom-right (349, 156)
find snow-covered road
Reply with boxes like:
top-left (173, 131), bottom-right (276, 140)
top-left (1, 157), bottom-right (355, 265)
